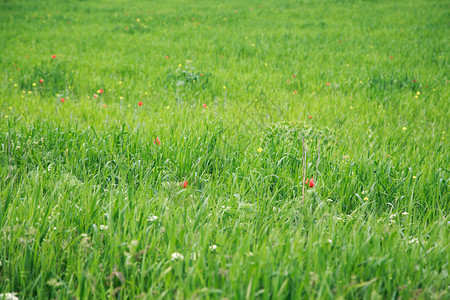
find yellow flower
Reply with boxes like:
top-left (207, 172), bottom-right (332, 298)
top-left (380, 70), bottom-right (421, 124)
top-left (416, 91), bottom-right (420, 95)
top-left (402, 127), bottom-right (407, 131)
top-left (13, 83), bottom-right (18, 87)
top-left (223, 86), bottom-right (226, 90)
top-left (178, 64), bottom-right (182, 67)
top-left (118, 81), bottom-right (123, 84)
top-left (166, 106), bottom-right (170, 109)
top-left (257, 148), bottom-right (263, 152)
top-left (412, 176), bottom-right (416, 179)
top-left (363, 197), bottom-right (369, 201)
top-left (350, 106), bottom-right (353, 109)
top-left (32, 83), bottom-right (36, 86)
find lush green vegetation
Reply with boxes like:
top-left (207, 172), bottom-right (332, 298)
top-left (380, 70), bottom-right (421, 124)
top-left (0, 0), bottom-right (448, 298)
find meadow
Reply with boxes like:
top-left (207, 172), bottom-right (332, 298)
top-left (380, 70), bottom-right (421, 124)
top-left (0, 0), bottom-right (448, 298)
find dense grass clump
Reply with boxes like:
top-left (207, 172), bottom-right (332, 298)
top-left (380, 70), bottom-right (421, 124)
top-left (0, 0), bottom-right (448, 299)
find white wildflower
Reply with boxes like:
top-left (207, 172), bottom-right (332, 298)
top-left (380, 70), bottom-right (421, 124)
top-left (401, 212), bottom-right (409, 216)
top-left (408, 238), bottom-right (419, 244)
top-left (99, 225), bottom-right (108, 231)
top-left (209, 245), bottom-right (217, 251)
top-left (0, 293), bottom-right (19, 300)
top-left (171, 252), bottom-right (184, 261)
top-left (147, 215), bottom-right (159, 222)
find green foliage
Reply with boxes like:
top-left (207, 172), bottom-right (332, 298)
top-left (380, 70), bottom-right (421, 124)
top-left (0, 0), bottom-right (448, 299)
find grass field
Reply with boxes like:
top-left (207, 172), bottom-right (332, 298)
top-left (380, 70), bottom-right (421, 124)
top-left (0, 0), bottom-right (449, 298)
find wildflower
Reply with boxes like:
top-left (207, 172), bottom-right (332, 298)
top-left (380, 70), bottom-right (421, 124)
top-left (223, 86), bottom-right (226, 90)
top-left (52, 55), bottom-right (56, 59)
top-left (202, 104), bottom-right (207, 108)
top-left (308, 115), bottom-right (312, 119)
top-left (0, 293), bottom-right (19, 300)
top-left (60, 98), bottom-right (65, 103)
top-left (147, 215), bottom-right (159, 222)
top-left (305, 177), bottom-right (315, 188)
top-left (102, 104), bottom-right (107, 108)
top-left (138, 101), bottom-right (143, 106)
top-left (181, 181), bottom-right (188, 188)
top-left (93, 94), bottom-right (98, 98)
top-left (171, 252), bottom-right (184, 261)
top-left (326, 82), bottom-right (330, 86)
top-left (257, 148), bottom-right (263, 152)
top-left (39, 79), bottom-right (44, 84)
top-left (402, 212), bottom-right (409, 216)
top-left (98, 89), bottom-right (104, 94)
top-left (293, 74), bottom-right (296, 78)
top-left (412, 176), bottom-right (416, 179)
top-left (389, 56), bottom-right (393, 59)
top-left (412, 79), bottom-right (417, 83)
top-left (209, 245), bottom-right (217, 251)
top-left (363, 197), bottom-right (369, 201)
top-left (99, 225), bottom-right (108, 230)
top-left (165, 55), bottom-right (169, 59)
top-left (32, 83), bottom-right (36, 87)
top-left (402, 127), bottom-right (407, 131)
top-left (293, 90), bottom-right (297, 94)
top-left (153, 137), bottom-right (161, 145)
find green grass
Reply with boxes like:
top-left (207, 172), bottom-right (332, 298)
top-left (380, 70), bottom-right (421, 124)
top-left (0, 0), bottom-right (448, 298)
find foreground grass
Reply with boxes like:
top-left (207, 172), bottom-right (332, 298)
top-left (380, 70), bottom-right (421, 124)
top-left (0, 0), bottom-right (448, 299)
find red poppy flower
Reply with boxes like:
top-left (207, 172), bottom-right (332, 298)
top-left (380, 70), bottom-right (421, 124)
top-left (39, 79), bottom-right (44, 84)
top-left (102, 104), bottom-right (107, 108)
top-left (293, 74), bottom-right (296, 78)
top-left (60, 98), bottom-right (65, 103)
top-left (138, 101), bottom-right (143, 106)
top-left (181, 181), bottom-right (188, 188)
top-left (308, 115), bottom-right (312, 119)
top-left (389, 56), bottom-right (393, 59)
top-left (93, 94), bottom-right (98, 98)
top-left (305, 177), bottom-right (315, 188)
top-left (293, 90), bottom-right (297, 94)
top-left (326, 82), bottom-right (330, 86)
top-left (200, 73), bottom-right (203, 77)
top-left (202, 104), bottom-right (207, 108)
top-left (153, 137), bottom-right (161, 145)
top-left (52, 55), bottom-right (56, 59)
top-left (99, 89), bottom-right (104, 94)
top-left (165, 56), bottom-right (169, 59)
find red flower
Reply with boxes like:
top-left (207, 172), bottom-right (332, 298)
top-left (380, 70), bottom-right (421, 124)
top-left (99, 89), bottom-right (104, 94)
top-left (181, 181), bottom-right (188, 188)
top-left (412, 79), bottom-right (416, 83)
top-left (138, 101), bottom-right (143, 106)
top-left (60, 98), bottom-right (65, 103)
top-left (200, 73), bottom-right (203, 77)
top-left (202, 104), bottom-right (207, 108)
top-left (293, 74), bottom-right (296, 78)
top-left (52, 55), bottom-right (56, 59)
top-left (305, 177), bottom-right (315, 188)
top-left (39, 79), bottom-right (44, 84)
top-left (153, 137), bottom-right (161, 145)
top-left (93, 94), bottom-right (98, 98)
top-left (326, 82), bottom-right (330, 86)
top-left (308, 115), bottom-right (312, 119)
top-left (293, 90), bottom-right (297, 94)
top-left (389, 56), bottom-right (393, 59)
top-left (165, 55), bottom-right (169, 59)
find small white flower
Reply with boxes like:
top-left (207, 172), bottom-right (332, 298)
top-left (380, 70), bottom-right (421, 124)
top-left (408, 238), bottom-right (419, 244)
top-left (209, 245), bottom-right (217, 251)
top-left (328, 239), bottom-right (333, 244)
top-left (0, 293), bottom-right (19, 300)
top-left (99, 225), bottom-right (108, 231)
top-left (147, 215), bottom-right (159, 222)
top-left (401, 212), bottom-right (409, 216)
top-left (171, 252), bottom-right (184, 261)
